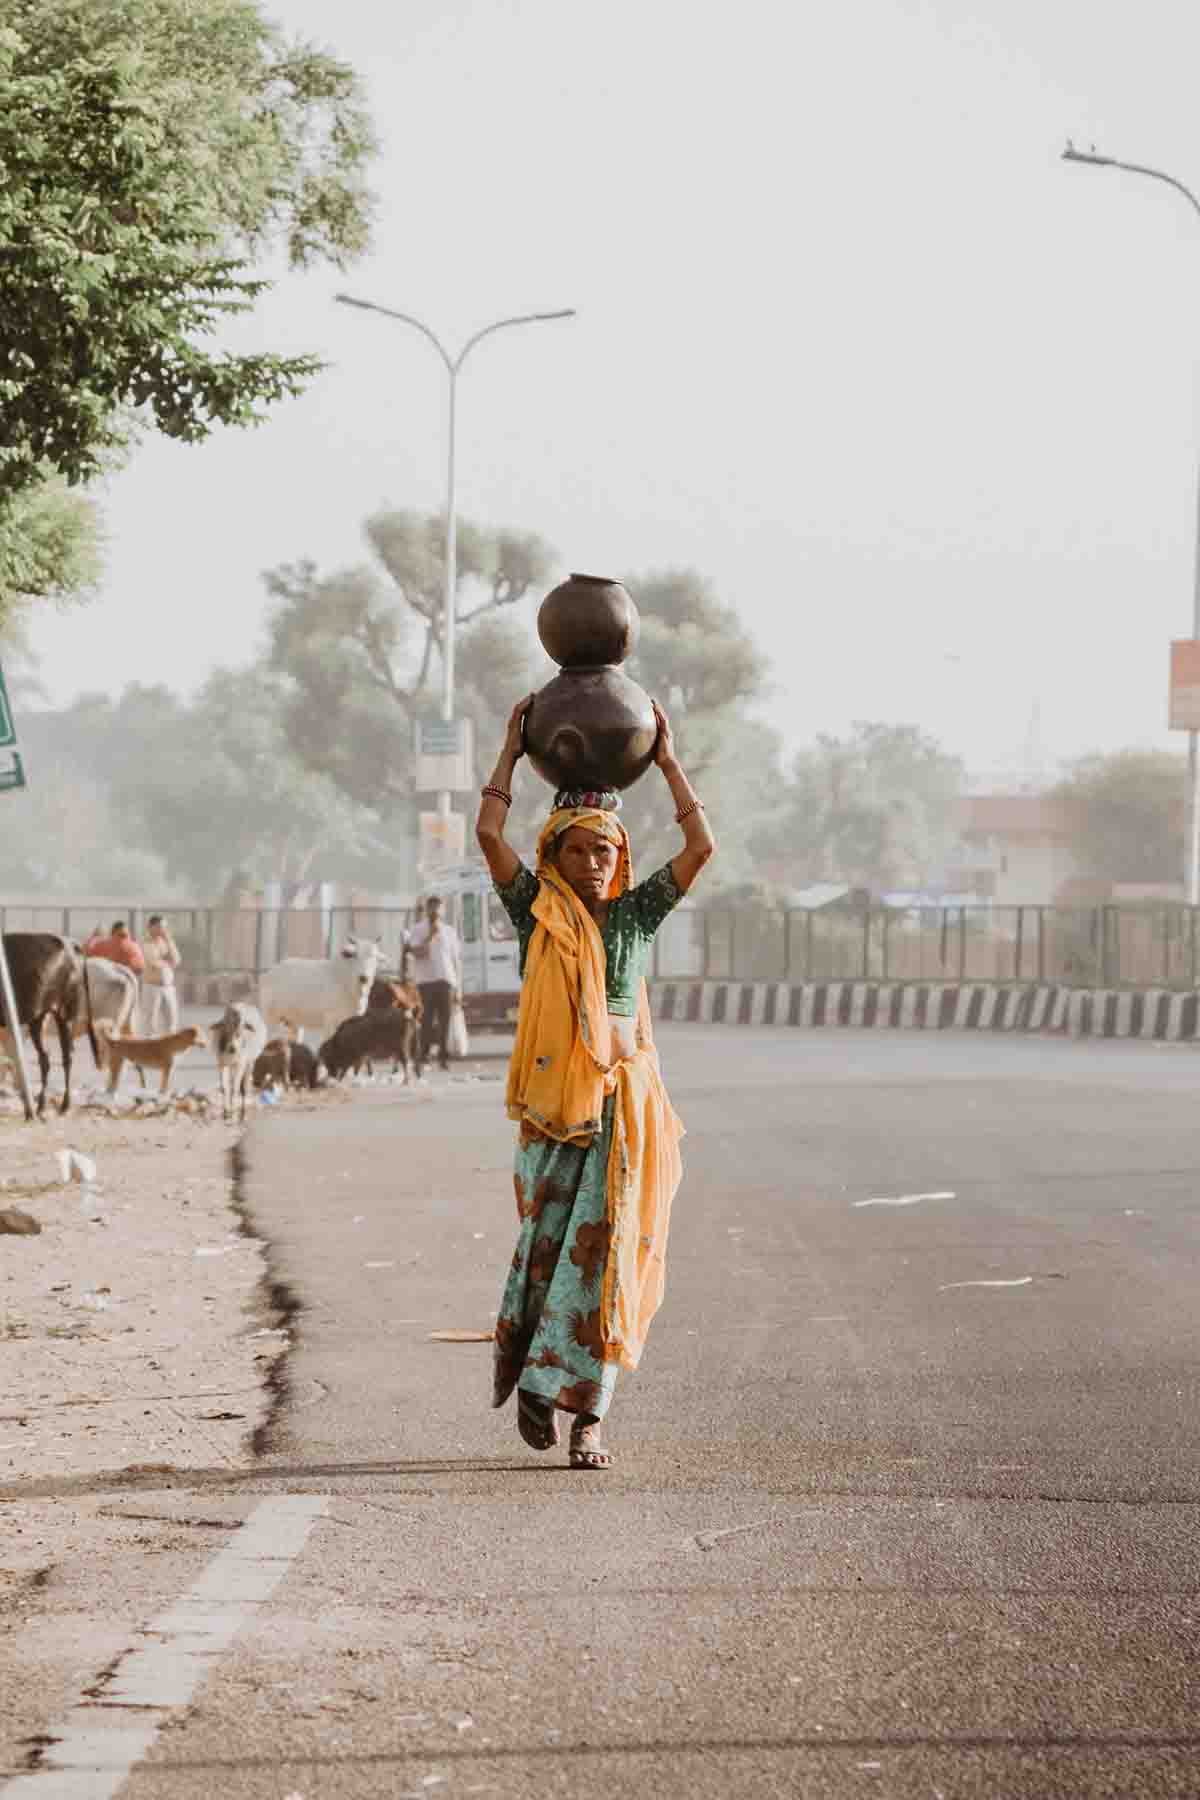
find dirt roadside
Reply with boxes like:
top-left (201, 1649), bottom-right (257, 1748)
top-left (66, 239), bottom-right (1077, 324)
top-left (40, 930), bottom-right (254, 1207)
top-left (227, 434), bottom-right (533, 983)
top-left (0, 1082), bottom-right (348, 1779)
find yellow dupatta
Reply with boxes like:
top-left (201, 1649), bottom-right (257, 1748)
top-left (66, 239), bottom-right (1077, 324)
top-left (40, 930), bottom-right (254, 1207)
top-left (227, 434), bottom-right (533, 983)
top-left (505, 807), bottom-right (683, 1370)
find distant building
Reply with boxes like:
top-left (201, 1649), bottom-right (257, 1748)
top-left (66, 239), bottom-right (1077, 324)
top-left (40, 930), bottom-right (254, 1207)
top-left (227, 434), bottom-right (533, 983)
top-left (945, 793), bottom-right (1080, 905)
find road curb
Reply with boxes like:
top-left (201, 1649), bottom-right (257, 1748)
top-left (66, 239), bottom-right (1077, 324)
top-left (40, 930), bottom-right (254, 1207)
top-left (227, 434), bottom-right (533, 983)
top-left (648, 980), bottom-right (1200, 1041)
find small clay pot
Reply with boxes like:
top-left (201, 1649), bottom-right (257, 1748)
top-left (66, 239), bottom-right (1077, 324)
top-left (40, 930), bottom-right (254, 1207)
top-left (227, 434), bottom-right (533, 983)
top-left (537, 573), bottom-right (639, 669)
top-left (525, 666), bottom-right (657, 793)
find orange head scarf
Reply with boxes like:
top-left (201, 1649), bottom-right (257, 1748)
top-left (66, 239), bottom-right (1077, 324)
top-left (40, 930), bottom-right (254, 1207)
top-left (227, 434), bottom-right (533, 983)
top-left (504, 806), bottom-right (631, 1139)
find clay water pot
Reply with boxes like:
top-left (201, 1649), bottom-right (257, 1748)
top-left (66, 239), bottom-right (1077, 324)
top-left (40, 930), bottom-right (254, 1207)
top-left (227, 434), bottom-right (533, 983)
top-left (537, 573), bottom-right (640, 668)
top-left (524, 573), bottom-right (657, 793)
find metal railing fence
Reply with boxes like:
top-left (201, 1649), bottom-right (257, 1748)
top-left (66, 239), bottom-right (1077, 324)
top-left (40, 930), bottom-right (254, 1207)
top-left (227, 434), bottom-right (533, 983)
top-left (2, 901), bottom-right (1199, 990)
top-left (650, 902), bottom-right (1200, 990)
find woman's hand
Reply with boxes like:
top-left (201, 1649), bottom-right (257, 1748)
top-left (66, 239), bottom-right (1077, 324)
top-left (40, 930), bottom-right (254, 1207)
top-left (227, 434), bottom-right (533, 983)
top-left (503, 694), bottom-right (533, 766)
top-left (652, 699), bottom-right (677, 771)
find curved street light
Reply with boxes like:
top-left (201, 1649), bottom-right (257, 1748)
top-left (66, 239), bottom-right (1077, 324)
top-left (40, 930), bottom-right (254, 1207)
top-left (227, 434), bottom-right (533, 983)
top-left (1062, 144), bottom-right (1200, 903)
top-left (335, 294), bottom-right (577, 822)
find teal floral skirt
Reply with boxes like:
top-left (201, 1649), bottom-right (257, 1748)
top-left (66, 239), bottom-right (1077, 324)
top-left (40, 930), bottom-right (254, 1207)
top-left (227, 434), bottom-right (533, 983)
top-left (492, 1098), bottom-right (619, 1421)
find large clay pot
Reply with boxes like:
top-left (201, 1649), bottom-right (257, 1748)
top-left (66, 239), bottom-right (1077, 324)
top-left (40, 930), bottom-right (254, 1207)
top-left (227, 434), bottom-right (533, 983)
top-left (524, 574), bottom-right (656, 793)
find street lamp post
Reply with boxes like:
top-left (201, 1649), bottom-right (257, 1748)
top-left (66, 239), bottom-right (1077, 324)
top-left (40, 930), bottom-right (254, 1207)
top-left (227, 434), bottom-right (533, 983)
top-left (334, 296), bottom-right (575, 833)
top-left (1062, 145), bottom-right (1200, 905)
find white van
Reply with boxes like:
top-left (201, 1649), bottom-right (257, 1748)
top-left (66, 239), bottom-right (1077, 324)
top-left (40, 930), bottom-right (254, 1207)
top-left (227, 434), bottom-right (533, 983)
top-left (432, 862), bottom-right (522, 1029)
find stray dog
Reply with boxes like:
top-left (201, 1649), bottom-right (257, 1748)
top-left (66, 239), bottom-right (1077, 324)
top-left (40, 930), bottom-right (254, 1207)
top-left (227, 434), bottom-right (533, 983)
top-left (98, 1022), bottom-right (206, 1094)
top-left (253, 1037), bottom-right (319, 1091)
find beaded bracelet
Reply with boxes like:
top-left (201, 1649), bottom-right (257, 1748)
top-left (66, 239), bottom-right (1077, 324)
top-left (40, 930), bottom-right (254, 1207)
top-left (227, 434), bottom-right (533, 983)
top-left (675, 797), bottom-right (703, 823)
top-left (481, 783), bottom-right (512, 806)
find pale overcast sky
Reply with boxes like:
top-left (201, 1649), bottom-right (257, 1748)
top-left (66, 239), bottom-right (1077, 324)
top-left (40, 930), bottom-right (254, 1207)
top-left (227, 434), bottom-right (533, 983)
top-left (28, 0), bottom-right (1200, 775)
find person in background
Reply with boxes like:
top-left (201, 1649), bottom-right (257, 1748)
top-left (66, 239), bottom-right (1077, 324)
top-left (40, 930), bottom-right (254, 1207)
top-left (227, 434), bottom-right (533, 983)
top-left (407, 894), bottom-right (462, 1071)
top-left (84, 919), bottom-right (147, 1031)
top-left (142, 914), bottom-right (181, 1034)
top-left (84, 920), bottom-right (145, 976)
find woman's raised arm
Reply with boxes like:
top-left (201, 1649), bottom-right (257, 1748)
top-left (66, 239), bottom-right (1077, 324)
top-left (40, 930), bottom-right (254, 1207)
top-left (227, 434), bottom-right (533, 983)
top-left (652, 701), bottom-right (716, 894)
top-left (475, 695), bottom-right (532, 887)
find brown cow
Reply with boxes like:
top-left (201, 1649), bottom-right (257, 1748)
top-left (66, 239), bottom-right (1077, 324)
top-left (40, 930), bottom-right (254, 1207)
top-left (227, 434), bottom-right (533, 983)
top-left (319, 1005), bottom-right (422, 1084)
top-left (0, 934), bottom-right (97, 1118)
top-left (252, 1037), bottom-right (320, 1091)
top-left (367, 976), bottom-right (424, 1021)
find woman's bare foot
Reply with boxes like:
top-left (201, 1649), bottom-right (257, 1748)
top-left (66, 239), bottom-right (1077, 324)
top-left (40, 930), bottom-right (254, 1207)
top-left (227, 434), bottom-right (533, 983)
top-left (569, 1415), bottom-right (613, 1470)
top-left (517, 1389), bottom-right (560, 1451)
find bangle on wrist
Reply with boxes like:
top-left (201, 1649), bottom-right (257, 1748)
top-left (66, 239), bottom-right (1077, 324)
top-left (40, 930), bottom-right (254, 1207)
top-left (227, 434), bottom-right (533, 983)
top-left (482, 783), bottom-right (512, 806)
top-left (675, 797), bottom-right (702, 823)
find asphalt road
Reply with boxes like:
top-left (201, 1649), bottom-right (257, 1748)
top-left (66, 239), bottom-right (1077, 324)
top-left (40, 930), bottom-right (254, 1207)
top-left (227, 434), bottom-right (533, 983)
top-left (22, 1026), bottom-right (1200, 1798)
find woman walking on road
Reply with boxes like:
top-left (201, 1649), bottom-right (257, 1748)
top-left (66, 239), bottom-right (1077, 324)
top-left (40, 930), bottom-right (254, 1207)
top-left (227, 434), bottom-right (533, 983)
top-left (475, 697), bottom-right (715, 1469)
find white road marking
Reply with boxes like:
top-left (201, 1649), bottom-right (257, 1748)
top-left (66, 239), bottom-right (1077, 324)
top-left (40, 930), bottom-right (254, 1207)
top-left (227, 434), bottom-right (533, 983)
top-left (938, 1276), bottom-right (1035, 1291)
top-left (854, 1191), bottom-right (955, 1208)
top-left (0, 1494), bottom-right (328, 1800)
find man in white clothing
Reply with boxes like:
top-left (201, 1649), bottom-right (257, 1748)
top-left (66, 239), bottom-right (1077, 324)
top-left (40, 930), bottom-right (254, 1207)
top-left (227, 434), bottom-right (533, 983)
top-left (142, 915), bottom-right (181, 1034)
top-left (406, 895), bottom-right (462, 1071)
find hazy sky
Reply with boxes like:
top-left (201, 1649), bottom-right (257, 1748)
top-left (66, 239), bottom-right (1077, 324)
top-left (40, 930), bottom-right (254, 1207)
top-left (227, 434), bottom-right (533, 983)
top-left (28, 0), bottom-right (1200, 775)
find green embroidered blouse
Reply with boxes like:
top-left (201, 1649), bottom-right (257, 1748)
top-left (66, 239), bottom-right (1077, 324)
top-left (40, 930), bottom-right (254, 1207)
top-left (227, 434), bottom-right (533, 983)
top-left (495, 862), bottom-right (684, 1017)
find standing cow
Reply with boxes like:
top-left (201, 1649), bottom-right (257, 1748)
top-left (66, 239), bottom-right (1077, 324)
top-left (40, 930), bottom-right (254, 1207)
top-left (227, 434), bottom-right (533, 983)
top-left (210, 1002), bottom-right (268, 1122)
top-left (3, 955), bottom-right (133, 1084)
top-left (258, 939), bottom-right (387, 1044)
top-left (76, 958), bottom-right (140, 1067)
top-left (0, 934), bottom-right (97, 1118)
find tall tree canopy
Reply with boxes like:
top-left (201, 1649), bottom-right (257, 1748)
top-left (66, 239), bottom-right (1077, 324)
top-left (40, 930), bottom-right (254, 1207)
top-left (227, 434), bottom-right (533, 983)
top-left (761, 722), bottom-right (965, 894)
top-left (0, 0), bottom-right (376, 621)
top-left (613, 568), bottom-right (772, 882)
top-left (3, 677), bottom-right (393, 899)
top-left (1052, 749), bottom-right (1186, 886)
top-left (264, 511), bottom-right (556, 812)
top-left (267, 550), bottom-right (778, 886)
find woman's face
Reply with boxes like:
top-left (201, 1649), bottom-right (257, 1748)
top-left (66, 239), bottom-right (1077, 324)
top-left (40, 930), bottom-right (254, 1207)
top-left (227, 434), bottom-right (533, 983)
top-left (555, 827), bottom-right (619, 903)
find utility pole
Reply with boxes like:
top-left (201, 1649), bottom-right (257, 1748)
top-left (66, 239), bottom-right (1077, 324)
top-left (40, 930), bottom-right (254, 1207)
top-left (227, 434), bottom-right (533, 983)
top-left (1063, 144), bottom-right (1200, 902)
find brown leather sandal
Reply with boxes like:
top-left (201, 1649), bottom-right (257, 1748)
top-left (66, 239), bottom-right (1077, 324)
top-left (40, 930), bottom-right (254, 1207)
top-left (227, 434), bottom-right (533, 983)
top-left (569, 1416), bottom-right (613, 1470)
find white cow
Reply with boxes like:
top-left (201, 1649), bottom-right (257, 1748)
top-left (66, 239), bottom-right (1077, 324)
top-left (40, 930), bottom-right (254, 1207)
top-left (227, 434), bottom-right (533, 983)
top-left (258, 938), bottom-right (387, 1044)
top-left (77, 958), bottom-right (140, 1067)
top-left (0, 957), bottom-right (138, 1076)
top-left (210, 1002), bottom-right (268, 1122)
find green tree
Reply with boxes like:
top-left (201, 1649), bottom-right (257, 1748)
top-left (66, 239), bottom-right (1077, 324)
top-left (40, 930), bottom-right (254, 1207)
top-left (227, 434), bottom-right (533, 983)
top-left (266, 550), bottom-right (780, 888)
top-left (0, 481), bottom-right (104, 632)
top-left (1052, 749), bottom-right (1186, 884)
top-left (11, 674), bottom-right (391, 898)
top-left (264, 511), bottom-right (556, 814)
top-left (0, 754), bottom-right (174, 896)
top-left (614, 568), bottom-right (773, 885)
top-left (134, 667), bottom-right (392, 898)
top-left (763, 722), bottom-right (965, 894)
top-left (0, 0), bottom-right (376, 604)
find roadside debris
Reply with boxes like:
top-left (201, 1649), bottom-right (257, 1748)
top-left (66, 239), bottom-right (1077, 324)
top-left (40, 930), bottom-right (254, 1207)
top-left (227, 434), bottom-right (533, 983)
top-left (939, 1275), bottom-right (1035, 1291)
top-left (55, 1149), bottom-right (97, 1184)
top-left (0, 1207), bottom-right (40, 1236)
